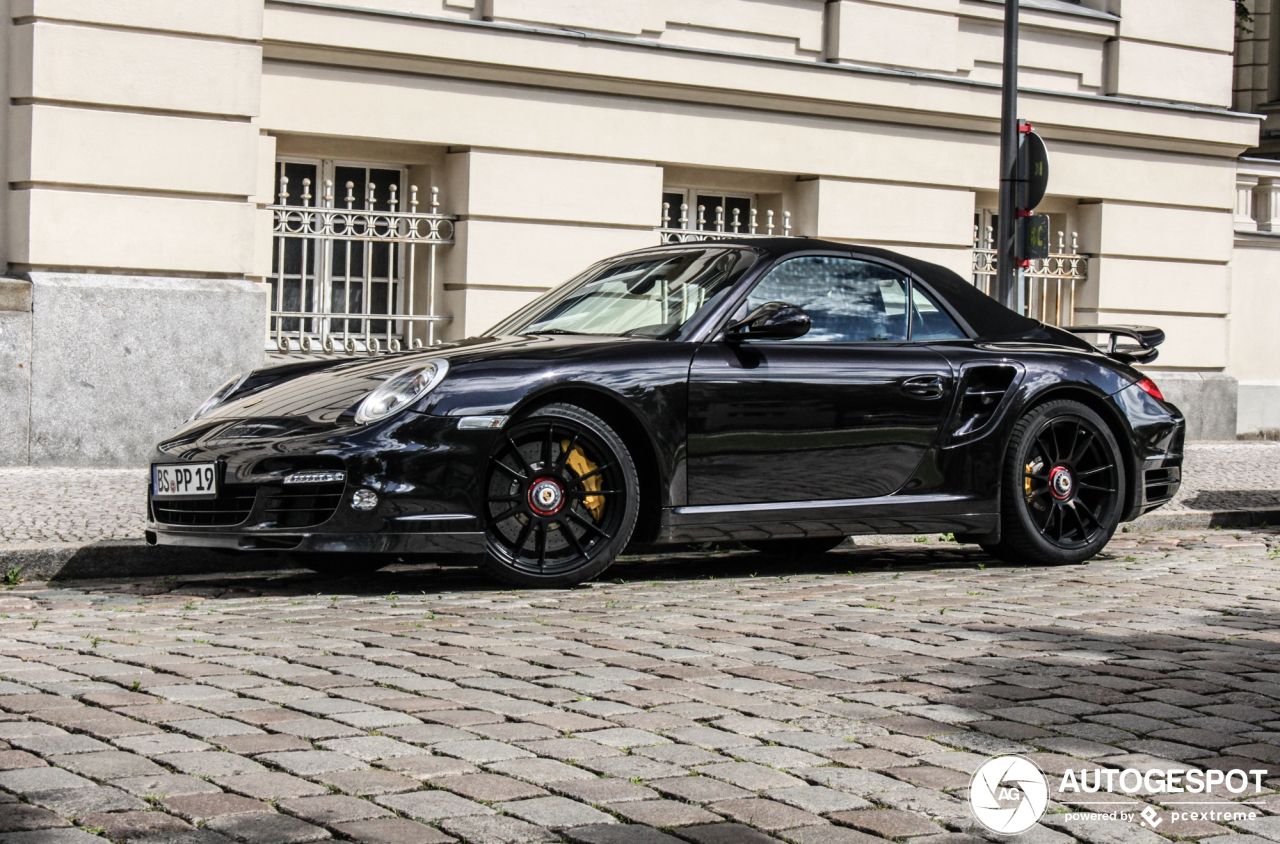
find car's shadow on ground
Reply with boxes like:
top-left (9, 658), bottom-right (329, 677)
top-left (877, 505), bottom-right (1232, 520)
top-left (85, 540), bottom-right (1100, 599)
top-left (1181, 489), bottom-right (1280, 510)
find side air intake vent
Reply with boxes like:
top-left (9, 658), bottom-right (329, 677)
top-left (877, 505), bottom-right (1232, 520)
top-left (952, 364), bottom-right (1019, 439)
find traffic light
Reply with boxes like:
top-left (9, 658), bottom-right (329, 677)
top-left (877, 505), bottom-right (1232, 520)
top-left (1016, 214), bottom-right (1050, 262)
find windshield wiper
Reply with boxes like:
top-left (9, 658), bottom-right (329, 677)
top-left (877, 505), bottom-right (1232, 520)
top-left (525, 328), bottom-right (590, 336)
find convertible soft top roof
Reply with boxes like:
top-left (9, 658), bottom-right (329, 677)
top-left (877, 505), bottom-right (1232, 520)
top-left (665, 237), bottom-right (1090, 346)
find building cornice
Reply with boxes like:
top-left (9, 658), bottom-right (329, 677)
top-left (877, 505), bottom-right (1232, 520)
top-left (262, 0), bottom-right (1259, 157)
top-left (1235, 229), bottom-right (1280, 248)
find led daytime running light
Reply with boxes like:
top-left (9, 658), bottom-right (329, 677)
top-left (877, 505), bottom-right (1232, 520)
top-left (284, 471), bottom-right (345, 485)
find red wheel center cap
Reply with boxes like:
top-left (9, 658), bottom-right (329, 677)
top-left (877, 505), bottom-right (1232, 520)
top-left (528, 477), bottom-right (565, 516)
top-left (1049, 466), bottom-right (1073, 500)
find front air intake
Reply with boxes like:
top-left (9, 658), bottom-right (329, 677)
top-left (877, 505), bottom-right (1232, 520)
top-left (260, 481), bottom-right (346, 528)
top-left (151, 485), bottom-right (257, 527)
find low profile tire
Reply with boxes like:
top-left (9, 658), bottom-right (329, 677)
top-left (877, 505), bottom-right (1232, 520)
top-left (744, 537), bottom-right (845, 556)
top-left (285, 553), bottom-right (388, 577)
top-left (981, 399), bottom-right (1126, 567)
top-left (480, 403), bottom-right (640, 588)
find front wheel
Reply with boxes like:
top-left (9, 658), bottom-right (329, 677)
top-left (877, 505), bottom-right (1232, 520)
top-left (480, 404), bottom-right (639, 588)
top-left (982, 399), bottom-right (1126, 566)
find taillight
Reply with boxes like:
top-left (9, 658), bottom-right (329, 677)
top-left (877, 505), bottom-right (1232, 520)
top-left (1135, 376), bottom-right (1164, 402)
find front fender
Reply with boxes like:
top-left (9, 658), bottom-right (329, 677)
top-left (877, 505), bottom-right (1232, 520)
top-left (418, 342), bottom-right (699, 512)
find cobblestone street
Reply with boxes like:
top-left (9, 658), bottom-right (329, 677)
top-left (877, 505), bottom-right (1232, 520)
top-left (0, 528), bottom-right (1279, 844)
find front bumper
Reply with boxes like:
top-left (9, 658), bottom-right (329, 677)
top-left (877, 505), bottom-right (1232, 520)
top-left (146, 527), bottom-right (484, 555)
top-left (145, 411), bottom-right (497, 556)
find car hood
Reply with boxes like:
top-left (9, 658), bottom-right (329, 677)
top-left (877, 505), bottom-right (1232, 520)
top-left (184, 334), bottom-right (642, 434)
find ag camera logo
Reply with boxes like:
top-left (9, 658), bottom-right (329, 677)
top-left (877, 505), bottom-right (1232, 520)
top-left (970, 755), bottom-right (1050, 835)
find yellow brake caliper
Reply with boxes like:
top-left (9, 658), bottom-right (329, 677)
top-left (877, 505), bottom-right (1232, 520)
top-left (562, 440), bottom-right (605, 520)
top-left (1025, 458), bottom-right (1044, 508)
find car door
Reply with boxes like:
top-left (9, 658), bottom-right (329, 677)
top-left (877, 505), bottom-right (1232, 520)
top-left (686, 254), bottom-right (962, 506)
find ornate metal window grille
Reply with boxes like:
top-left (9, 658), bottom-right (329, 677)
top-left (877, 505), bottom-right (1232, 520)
top-left (268, 162), bottom-right (455, 355)
top-left (972, 225), bottom-right (1086, 327)
top-left (656, 201), bottom-right (792, 244)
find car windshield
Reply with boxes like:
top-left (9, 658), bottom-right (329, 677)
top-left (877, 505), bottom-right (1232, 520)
top-left (487, 247), bottom-right (759, 341)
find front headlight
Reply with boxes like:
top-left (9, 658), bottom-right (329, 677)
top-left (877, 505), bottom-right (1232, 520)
top-left (190, 372), bottom-right (251, 422)
top-left (355, 360), bottom-right (449, 425)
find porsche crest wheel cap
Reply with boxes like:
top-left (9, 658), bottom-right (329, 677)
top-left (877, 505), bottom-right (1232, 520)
top-left (528, 478), bottom-right (565, 516)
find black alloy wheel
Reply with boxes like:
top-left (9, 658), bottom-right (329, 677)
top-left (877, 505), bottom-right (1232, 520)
top-left (983, 399), bottom-right (1125, 566)
top-left (744, 536), bottom-right (845, 556)
top-left (481, 403), bottom-right (639, 587)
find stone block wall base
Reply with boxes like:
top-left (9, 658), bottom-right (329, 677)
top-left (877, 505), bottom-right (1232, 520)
top-left (8, 273), bottom-right (267, 467)
top-left (0, 307), bottom-right (32, 464)
top-left (1150, 371), bottom-right (1238, 441)
top-left (1238, 382), bottom-right (1280, 436)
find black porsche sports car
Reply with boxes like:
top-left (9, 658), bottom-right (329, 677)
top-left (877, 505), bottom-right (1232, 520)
top-left (147, 238), bottom-right (1183, 586)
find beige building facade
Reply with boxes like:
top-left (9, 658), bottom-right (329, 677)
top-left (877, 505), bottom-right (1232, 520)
top-left (0, 0), bottom-right (1273, 466)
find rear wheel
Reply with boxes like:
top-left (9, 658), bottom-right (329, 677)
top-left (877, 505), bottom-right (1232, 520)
top-left (744, 537), bottom-right (845, 556)
top-left (480, 404), bottom-right (639, 588)
top-left (982, 399), bottom-right (1125, 566)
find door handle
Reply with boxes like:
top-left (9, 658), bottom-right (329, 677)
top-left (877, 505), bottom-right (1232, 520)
top-left (901, 374), bottom-right (945, 400)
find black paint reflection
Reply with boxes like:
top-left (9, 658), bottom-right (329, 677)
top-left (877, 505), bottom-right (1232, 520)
top-left (687, 342), bottom-right (954, 504)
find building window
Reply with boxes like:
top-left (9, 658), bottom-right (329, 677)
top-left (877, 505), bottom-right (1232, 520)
top-left (971, 206), bottom-right (1086, 328)
top-left (272, 158), bottom-right (406, 345)
top-left (662, 188), bottom-right (755, 233)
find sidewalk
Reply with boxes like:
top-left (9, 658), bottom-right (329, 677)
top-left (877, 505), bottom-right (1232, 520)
top-left (0, 468), bottom-right (143, 545)
top-left (2, 442), bottom-right (1278, 548)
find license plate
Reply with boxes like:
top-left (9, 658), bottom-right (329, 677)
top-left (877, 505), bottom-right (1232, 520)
top-left (153, 463), bottom-right (218, 500)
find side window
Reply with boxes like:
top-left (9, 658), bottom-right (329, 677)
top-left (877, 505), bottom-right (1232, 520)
top-left (911, 284), bottom-right (967, 341)
top-left (746, 256), bottom-right (908, 342)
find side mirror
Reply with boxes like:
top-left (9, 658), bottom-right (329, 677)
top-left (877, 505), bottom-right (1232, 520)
top-left (724, 302), bottom-right (811, 343)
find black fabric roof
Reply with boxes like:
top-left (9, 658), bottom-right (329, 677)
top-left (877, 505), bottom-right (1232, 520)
top-left (694, 237), bottom-right (1092, 346)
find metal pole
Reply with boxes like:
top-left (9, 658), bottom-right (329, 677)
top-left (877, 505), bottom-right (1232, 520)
top-left (994, 0), bottom-right (1019, 310)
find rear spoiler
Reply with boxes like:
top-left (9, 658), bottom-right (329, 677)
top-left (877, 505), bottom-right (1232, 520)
top-left (1060, 324), bottom-right (1164, 365)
